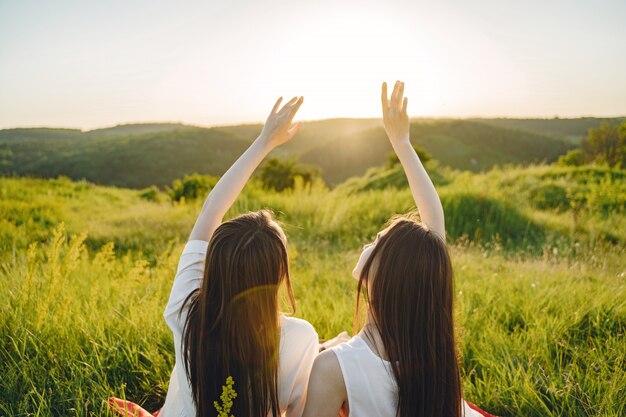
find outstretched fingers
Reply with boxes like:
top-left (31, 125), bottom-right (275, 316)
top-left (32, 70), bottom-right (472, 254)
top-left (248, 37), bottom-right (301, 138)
top-left (261, 94), bottom-right (304, 147)
top-left (271, 97), bottom-right (283, 114)
top-left (390, 81), bottom-right (400, 109)
top-left (380, 80), bottom-right (409, 145)
top-left (381, 82), bottom-right (389, 113)
top-left (383, 80), bottom-right (406, 112)
top-left (397, 82), bottom-right (405, 110)
top-left (287, 97), bottom-right (304, 124)
top-left (279, 96), bottom-right (299, 114)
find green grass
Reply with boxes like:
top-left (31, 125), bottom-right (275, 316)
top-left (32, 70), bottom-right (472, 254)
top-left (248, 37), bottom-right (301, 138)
top-left (1, 164), bottom-right (625, 416)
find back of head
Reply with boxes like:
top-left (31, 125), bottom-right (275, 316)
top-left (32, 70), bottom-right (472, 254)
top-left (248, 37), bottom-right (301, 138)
top-left (182, 210), bottom-right (294, 417)
top-left (358, 217), bottom-right (462, 417)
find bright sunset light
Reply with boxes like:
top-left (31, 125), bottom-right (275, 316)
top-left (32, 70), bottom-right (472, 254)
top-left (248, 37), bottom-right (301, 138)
top-left (1, 0), bottom-right (625, 129)
top-left (2, 1), bottom-right (626, 416)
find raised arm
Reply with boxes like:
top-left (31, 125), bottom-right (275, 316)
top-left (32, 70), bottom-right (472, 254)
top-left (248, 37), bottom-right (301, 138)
top-left (382, 81), bottom-right (445, 240)
top-left (188, 96), bottom-right (304, 242)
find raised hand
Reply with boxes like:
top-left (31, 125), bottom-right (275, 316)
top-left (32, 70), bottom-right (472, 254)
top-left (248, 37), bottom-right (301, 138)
top-left (259, 96), bottom-right (304, 149)
top-left (187, 95), bottom-right (302, 242)
top-left (380, 80), bottom-right (445, 239)
top-left (381, 81), bottom-right (409, 146)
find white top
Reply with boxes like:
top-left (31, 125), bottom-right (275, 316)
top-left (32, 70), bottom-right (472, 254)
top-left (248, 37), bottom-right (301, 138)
top-left (160, 240), bottom-right (319, 417)
top-left (330, 335), bottom-right (484, 417)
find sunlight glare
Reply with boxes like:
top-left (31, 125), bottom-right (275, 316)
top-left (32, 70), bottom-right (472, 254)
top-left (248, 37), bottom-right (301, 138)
top-left (276, 5), bottom-right (443, 120)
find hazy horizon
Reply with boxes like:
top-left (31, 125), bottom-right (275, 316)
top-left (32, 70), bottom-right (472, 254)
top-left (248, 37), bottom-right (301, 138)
top-left (2, 0), bottom-right (625, 130)
top-left (5, 113), bottom-right (626, 133)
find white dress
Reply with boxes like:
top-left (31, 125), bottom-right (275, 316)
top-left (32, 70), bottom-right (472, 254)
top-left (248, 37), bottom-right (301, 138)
top-left (330, 335), bottom-right (484, 417)
top-left (160, 240), bottom-right (319, 417)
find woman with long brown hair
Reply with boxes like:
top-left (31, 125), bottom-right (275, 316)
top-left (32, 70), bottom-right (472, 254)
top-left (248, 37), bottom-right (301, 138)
top-left (157, 96), bottom-right (318, 417)
top-left (301, 82), bottom-right (490, 417)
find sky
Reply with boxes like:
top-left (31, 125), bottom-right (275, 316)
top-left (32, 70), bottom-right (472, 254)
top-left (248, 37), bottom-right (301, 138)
top-left (1, 0), bottom-right (625, 130)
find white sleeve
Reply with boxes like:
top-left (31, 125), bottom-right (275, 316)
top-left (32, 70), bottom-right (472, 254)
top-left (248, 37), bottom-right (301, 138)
top-left (163, 240), bottom-right (209, 336)
top-left (463, 400), bottom-right (486, 417)
top-left (285, 324), bottom-right (319, 417)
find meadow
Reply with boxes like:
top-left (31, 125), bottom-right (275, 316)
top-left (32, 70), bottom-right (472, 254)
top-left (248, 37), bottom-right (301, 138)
top-left (1, 162), bottom-right (625, 416)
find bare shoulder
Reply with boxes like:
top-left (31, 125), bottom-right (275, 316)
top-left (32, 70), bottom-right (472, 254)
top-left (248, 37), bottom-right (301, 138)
top-left (310, 349), bottom-right (345, 395)
top-left (313, 349), bottom-right (342, 376)
top-left (302, 349), bottom-right (346, 417)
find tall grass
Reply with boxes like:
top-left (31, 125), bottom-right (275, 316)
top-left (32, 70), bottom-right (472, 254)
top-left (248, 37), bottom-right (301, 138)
top-left (1, 165), bottom-right (625, 416)
top-left (0, 224), bottom-right (178, 415)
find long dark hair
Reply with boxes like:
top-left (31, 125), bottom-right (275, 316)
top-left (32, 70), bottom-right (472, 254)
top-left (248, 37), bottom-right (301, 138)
top-left (357, 217), bottom-right (462, 417)
top-left (181, 210), bottom-right (295, 417)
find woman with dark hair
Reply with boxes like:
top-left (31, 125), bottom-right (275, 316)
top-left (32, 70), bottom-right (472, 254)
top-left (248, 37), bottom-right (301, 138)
top-left (301, 82), bottom-right (492, 417)
top-left (162, 96), bottom-right (319, 417)
top-left (150, 96), bottom-right (318, 417)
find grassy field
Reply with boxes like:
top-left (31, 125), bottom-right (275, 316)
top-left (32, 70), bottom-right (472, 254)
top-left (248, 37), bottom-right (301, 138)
top-left (1, 164), bottom-right (625, 416)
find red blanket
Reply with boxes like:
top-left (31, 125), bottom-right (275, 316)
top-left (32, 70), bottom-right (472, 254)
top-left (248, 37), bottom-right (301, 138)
top-left (467, 401), bottom-right (498, 417)
top-left (109, 397), bottom-right (497, 417)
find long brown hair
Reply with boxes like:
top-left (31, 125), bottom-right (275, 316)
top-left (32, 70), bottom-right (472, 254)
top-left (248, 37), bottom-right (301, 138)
top-left (181, 210), bottom-right (295, 417)
top-left (357, 217), bottom-right (462, 417)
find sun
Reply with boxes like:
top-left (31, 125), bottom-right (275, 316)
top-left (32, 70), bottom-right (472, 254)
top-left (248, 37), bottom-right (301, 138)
top-left (152, 1), bottom-right (526, 126)
top-left (260, 4), bottom-right (453, 121)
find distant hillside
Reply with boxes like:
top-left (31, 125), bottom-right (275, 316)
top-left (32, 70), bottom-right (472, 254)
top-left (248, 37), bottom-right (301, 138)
top-left (0, 127), bottom-right (252, 188)
top-left (301, 120), bottom-right (573, 184)
top-left (473, 117), bottom-right (626, 144)
top-left (0, 128), bottom-right (84, 143)
top-left (0, 118), bottom-right (579, 188)
top-left (87, 123), bottom-right (199, 138)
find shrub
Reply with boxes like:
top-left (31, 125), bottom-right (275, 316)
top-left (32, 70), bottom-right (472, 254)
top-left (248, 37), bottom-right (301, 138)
top-left (138, 186), bottom-right (163, 202)
top-left (259, 158), bottom-right (321, 192)
top-left (168, 174), bottom-right (218, 202)
top-left (581, 121), bottom-right (626, 168)
top-left (557, 149), bottom-right (584, 167)
top-left (528, 183), bottom-right (569, 211)
top-left (441, 192), bottom-right (546, 248)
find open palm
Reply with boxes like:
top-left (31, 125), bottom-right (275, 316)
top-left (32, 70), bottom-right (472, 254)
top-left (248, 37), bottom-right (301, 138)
top-left (381, 81), bottom-right (409, 145)
top-left (259, 96), bottom-right (304, 148)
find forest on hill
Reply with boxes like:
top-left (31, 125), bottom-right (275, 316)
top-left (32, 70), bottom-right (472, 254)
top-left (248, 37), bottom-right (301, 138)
top-left (2, 117), bottom-right (616, 188)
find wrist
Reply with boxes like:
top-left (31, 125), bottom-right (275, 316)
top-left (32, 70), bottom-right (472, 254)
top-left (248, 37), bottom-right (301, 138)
top-left (391, 136), bottom-right (411, 148)
top-left (254, 134), bottom-right (276, 152)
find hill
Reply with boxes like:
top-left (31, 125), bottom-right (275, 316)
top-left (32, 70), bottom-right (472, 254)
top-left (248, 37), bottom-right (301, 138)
top-left (0, 118), bottom-right (578, 187)
top-left (0, 127), bottom-right (84, 143)
top-left (474, 117), bottom-right (626, 144)
top-left (302, 120), bottom-right (574, 183)
top-left (0, 127), bottom-right (254, 188)
top-left (87, 122), bottom-right (199, 138)
top-left (338, 162), bottom-right (626, 247)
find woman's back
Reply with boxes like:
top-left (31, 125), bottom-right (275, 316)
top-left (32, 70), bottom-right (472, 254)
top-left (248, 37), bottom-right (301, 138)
top-left (161, 316), bottom-right (318, 417)
top-left (330, 335), bottom-right (483, 417)
top-left (330, 335), bottom-right (396, 416)
top-left (160, 240), bottom-right (318, 417)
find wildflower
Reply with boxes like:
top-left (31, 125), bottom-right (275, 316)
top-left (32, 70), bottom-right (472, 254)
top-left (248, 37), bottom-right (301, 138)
top-left (214, 376), bottom-right (237, 417)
